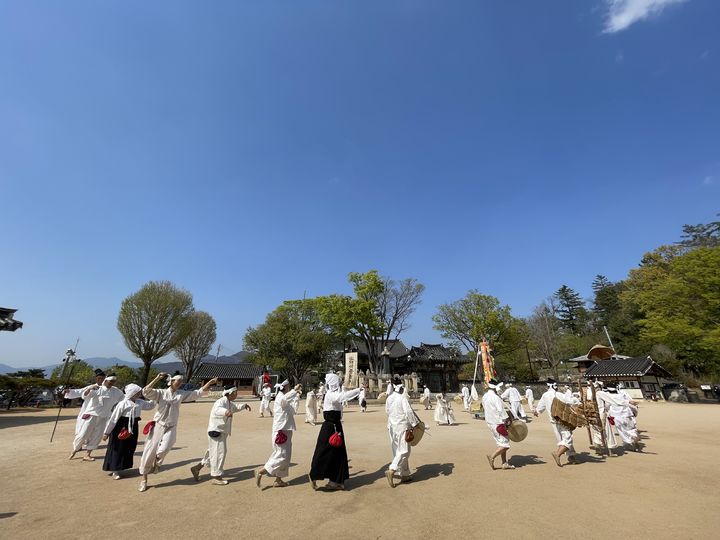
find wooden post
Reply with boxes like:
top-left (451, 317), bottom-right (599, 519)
top-left (579, 377), bottom-right (593, 445)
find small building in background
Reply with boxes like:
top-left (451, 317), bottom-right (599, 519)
top-left (193, 362), bottom-right (264, 396)
top-left (583, 356), bottom-right (674, 400)
top-left (406, 343), bottom-right (465, 393)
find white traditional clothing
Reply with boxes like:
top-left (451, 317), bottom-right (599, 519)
top-left (138, 385), bottom-right (207, 475)
top-left (305, 391), bottom-right (318, 424)
top-left (482, 389), bottom-right (510, 448)
top-left (358, 387), bottom-right (367, 412)
top-left (259, 386), bottom-right (273, 417)
top-left (102, 385), bottom-right (156, 474)
top-left (385, 391), bottom-right (417, 478)
top-left (525, 388), bottom-right (534, 411)
top-left (263, 387), bottom-right (299, 478)
top-left (72, 383), bottom-right (124, 452)
top-left (536, 387), bottom-right (578, 455)
top-left (501, 385), bottom-right (527, 421)
top-left (65, 384), bottom-right (97, 435)
top-left (433, 394), bottom-right (455, 425)
top-left (588, 387), bottom-right (618, 451)
top-left (421, 387), bottom-right (432, 409)
top-left (198, 395), bottom-right (250, 478)
top-left (461, 385), bottom-right (471, 411)
top-left (608, 395), bottom-right (639, 446)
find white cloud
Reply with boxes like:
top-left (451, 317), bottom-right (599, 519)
top-left (603, 0), bottom-right (689, 33)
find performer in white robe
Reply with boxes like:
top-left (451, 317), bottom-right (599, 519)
top-left (69, 374), bottom-right (124, 461)
top-left (305, 388), bottom-right (318, 425)
top-left (433, 393), bottom-right (455, 425)
top-left (102, 383), bottom-right (156, 479)
top-left (421, 386), bottom-right (432, 410)
top-left (259, 383), bottom-right (273, 417)
top-left (524, 386), bottom-right (534, 412)
top-left (587, 381), bottom-right (618, 456)
top-left (461, 384), bottom-right (471, 411)
top-left (64, 369), bottom-right (107, 437)
top-left (358, 385), bottom-right (367, 413)
top-left (482, 379), bottom-right (514, 470)
top-left (255, 380), bottom-right (302, 488)
top-left (316, 383), bottom-right (325, 414)
top-left (190, 385), bottom-right (251, 485)
top-left (534, 378), bottom-right (579, 467)
top-left (138, 373), bottom-right (218, 492)
top-left (501, 383), bottom-right (527, 422)
top-left (308, 373), bottom-right (363, 490)
top-left (384, 383), bottom-right (418, 487)
top-left (605, 384), bottom-right (641, 451)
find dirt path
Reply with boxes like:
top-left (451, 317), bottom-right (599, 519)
top-left (1, 400), bottom-right (718, 539)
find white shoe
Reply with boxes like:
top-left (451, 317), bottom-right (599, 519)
top-left (138, 480), bottom-right (147, 492)
top-left (112, 473), bottom-right (121, 480)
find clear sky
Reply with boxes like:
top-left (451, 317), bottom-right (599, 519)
top-left (2, 1), bottom-right (718, 367)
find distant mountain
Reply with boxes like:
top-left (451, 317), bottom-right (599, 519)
top-left (200, 351), bottom-right (251, 364)
top-left (0, 352), bottom-right (252, 376)
top-left (84, 357), bottom-right (142, 368)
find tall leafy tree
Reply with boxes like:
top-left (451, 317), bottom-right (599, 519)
top-left (174, 311), bottom-right (217, 380)
top-left (622, 246), bottom-right (720, 376)
top-left (314, 270), bottom-right (424, 374)
top-left (244, 300), bottom-right (334, 384)
top-left (432, 290), bottom-right (525, 356)
top-left (50, 360), bottom-right (95, 387)
top-left (117, 281), bottom-right (194, 385)
top-left (591, 275), bottom-right (623, 330)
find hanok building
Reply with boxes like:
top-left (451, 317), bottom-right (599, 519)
top-left (343, 340), bottom-right (411, 375)
top-left (193, 362), bottom-right (265, 396)
top-left (583, 356), bottom-right (674, 400)
top-left (406, 343), bottom-right (464, 393)
top-left (0, 308), bottom-right (23, 332)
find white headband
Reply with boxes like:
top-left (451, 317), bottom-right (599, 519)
top-left (223, 386), bottom-right (237, 396)
top-left (104, 376), bottom-right (117, 382)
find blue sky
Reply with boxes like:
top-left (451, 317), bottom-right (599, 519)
top-left (2, 1), bottom-right (718, 367)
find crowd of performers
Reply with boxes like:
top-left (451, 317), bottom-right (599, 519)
top-left (64, 369), bottom-right (643, 492)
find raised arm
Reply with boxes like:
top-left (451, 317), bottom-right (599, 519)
top-left (143, 373), bottom-right (167, 401)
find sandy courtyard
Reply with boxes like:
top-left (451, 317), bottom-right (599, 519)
top-left (1, 398), bottom-right (719, 540)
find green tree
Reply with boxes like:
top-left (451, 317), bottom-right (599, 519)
top-left (432, 290), bottom-right (525, 357)
top-left (117, 280), bottom-right (194, 385)
top-left (677, 214), bottom-right (720, 249)
top-left (314, 270), bottom-right (424, 374)
top-left (51, 360), bottom-right (95, 387)
top-left (622, 246), bottom-right (720, 376)
top-left (174, 311), bottom-right (217, 380)
top-left (0, 373), bottom-right (55, 409)
top-left (244, 300), bottom-right (334, 384)
top-left (553, 285), bottom-right (589, 334)
top-left (591, 275), bottom-right (624, 330)
top-left (106, 365), bottom-right (138, 388)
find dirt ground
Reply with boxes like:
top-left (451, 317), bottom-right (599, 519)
top-left (1, 398), bottom-right (719, 540)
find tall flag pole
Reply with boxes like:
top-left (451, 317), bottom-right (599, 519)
top-left (470, 344), bottom-right (480, 401)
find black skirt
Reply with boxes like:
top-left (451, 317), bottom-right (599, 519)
top-left (310, 410), bottom-right (349, 484)
top-left (102, 416), bottom-right (140, 472)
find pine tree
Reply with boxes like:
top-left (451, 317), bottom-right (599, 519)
top-left (553, 285), bottom-right (588, 334)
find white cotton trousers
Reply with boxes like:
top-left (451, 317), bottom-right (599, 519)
top-left (551, 422), bottom-right (576, 454)
top-left (590, 416), bottom-right (617, 449)
top-left (200, 433), bottom-right (228, 477)
top-left (73, 415), bottom-right (107, 451)
top-left (388, 425), bottom-right (411, 476)
top-left (259, 399), bottom-right (272, 416)
top-left (139, 423), bottom-right (177, 475)
top-left (487, 423), bottom-right (511, 449)
top-left (527, 398), bottom-right (534, 411)
top-left (509, 401), bottom-right (527, 420)
top-left (305, 408), bottom-right (316, 424)
top-left (264, 430), bottom-right (292, 478)
top-left (614, 416), bottom-right (638, 445)
top-left (463, 396), bottom-right (470, 411)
